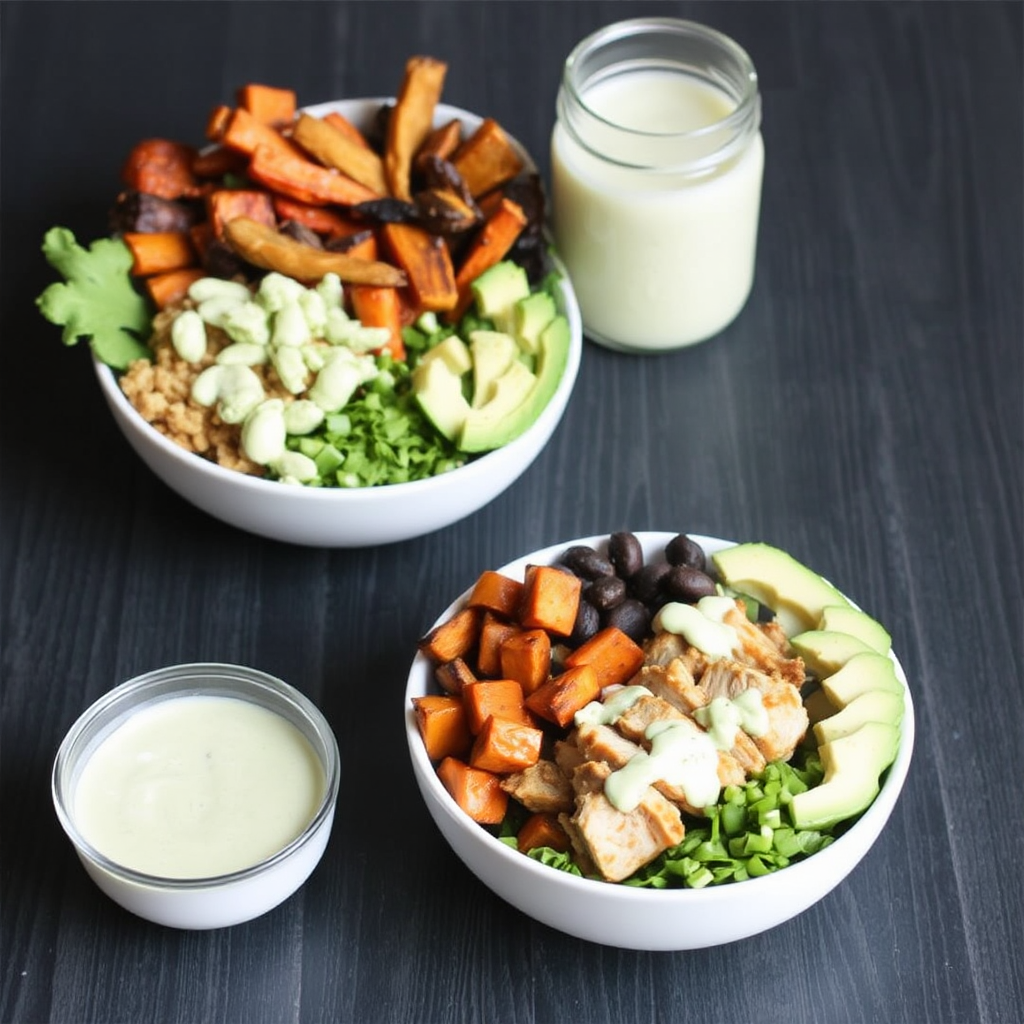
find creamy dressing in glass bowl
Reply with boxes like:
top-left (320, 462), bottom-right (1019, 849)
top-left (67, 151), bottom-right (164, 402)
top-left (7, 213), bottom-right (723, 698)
top-left (52, 663), bottom-right (340, 929)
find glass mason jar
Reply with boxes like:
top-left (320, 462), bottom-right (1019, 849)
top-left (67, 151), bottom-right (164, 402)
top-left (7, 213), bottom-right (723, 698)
top-left (551, 18), bottom-right (763, 353)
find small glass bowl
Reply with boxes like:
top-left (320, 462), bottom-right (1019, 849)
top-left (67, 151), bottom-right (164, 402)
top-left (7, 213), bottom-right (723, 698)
top-left (52, 663), bottom-right (340, 930)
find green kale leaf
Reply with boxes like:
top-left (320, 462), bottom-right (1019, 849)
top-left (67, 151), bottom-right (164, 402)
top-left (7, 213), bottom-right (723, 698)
top-left (36, 226), bottom-right (152, 369)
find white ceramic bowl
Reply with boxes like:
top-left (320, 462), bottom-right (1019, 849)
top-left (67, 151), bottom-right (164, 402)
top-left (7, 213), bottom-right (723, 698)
top-left (405, 532), bottom-right (915, 950)
top-left (53, 663), bottom-right (340, 929)
top-left (93, 99), bottom-right (582, 547)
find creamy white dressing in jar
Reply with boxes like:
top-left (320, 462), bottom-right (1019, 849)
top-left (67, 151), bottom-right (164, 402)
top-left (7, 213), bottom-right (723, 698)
top-left (73, 695), bottom-right (326, 879)
top-left (551, 18), bottom-right (763, 352)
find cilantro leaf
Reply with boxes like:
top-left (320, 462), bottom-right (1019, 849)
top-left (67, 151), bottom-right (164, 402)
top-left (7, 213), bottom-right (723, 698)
top-left (36, 226), bottom-right (152, 370)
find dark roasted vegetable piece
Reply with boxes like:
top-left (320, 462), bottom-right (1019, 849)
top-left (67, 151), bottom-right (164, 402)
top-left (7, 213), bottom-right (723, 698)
top-left (279, 220), bottom-right (325, 249)
top-left (350, 198), bottom-right (420, 224)
top-left (325, 228), bottom-right (376, 254)
top-left (414, 188), bottom-right (482, 236)
top-left (108, 190), bottom-right (203, 235)
top-left (419, 154), bottom-right (481, 214)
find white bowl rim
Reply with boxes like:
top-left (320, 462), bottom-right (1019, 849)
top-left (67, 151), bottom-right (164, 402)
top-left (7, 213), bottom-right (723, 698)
top-left (92, 96), bottom-right (582, 508)
top-left (405, 531), bottom-right (916, 904)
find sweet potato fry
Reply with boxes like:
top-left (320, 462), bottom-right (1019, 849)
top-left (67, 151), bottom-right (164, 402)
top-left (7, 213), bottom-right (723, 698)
top-left (499, 628), bottom-right (552, 696)
top-left (123, 231), bottom-right (196, 276)
top-left (412, 694), bottom-right (472, 761)
top-left (436, 757), bottom-right (508, 824)
top-left (248, 143), bottom-right (379, 207)
top-left (271, 196), bottom-right (363, 239)
top-left (207, 189), bottom-right (276, 240)
top-left (385, 55), bottom-right (448, 200)
top-left (381, 221), bottom-right (457, 312)
top-left (519, 564), bottom-right (582, 637)
top-left (221, 106), bottom-right (299, 158)
top-left (477, 612), bottom-right (521, 678)
top-left (415, 118), bottom-right (463, 171)
top-left (462, 679), bottom-right (530, 733)
top-left (224, 217), bottom-right (407, 286)
top-left (564, 626), bottom-right (645, 690)
top-left (448, 197), bottom-right (528, 321)
top-left (144, 267), bottom-right (205, 310)
top-left (418, 606), bottom-right (482, 664)
top-left (469, 714), bottom-right (543, 774)
top-left (349, 285), bottom-right (405, 360)
top-left (517, 812), bottom-right (571, 854)
top-left (323, 111), bottom-right (373, 150)
top-left (237, 83), bottom-right (297, 128)
top-left (467, 570), bottom-right (524, 618)
top-left (292, 112), bottom-right (388, 196)
top-left (205, 104), bottom-right (233, 142)
top-left (452, 118), bottom-right (525, 197)
top-left (435, 656), bottom-right (478, 696)
top-left (524, 664), bottom-right (600, 728)
top-left (121, 139), bottom-right (200, 200)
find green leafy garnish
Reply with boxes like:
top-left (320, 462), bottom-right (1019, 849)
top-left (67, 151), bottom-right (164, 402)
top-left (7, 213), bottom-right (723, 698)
top-left (36, 226), bottom-right (152, 369)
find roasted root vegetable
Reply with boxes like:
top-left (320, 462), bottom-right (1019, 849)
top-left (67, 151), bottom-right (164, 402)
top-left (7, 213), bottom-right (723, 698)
top-left (499, 628), bottom-right (552, 696)
top-left (469, 715), bottom-right (543, 774)
top-left (237, 83), bottom-right (297, 128)
top-left (385, 55), bottom-right (448, 201)
top-left (292, 112), bottom-right (388, 196)
top-left (451, 118), bottom-right (525, 197)
top-left (524, 664), bottom-right (601, 728)
top-left (467, 570), bottom-right (525, 618)
top-left (270, 196), bottom-right (362, 239)
top-left (207, 189), bottom-right (277, 240)
top-left (476, 613), bottom-right (521, 678)
top-left (415, 118), bottom-right (463, 171)
top-left (223, 216), bottom-right (407, 286)
top-left (418, 606), bottom-right (482, 664)
top-left (436, 757), bottom-right (508, 824)
top-left (564, 626), bottom-right (646, 690)
top-left (517, 812), bottom-right (571, 854)
top-left (323, 110), bottom-right (373, 149)
top-left (520, 564), bottom-right (583, 637)
top-left (462, 679), bottom-right (531, 733)
top-left (412, 694), bottom-right (472, 761)
top-left (121, 139), bottom-right (200, 201)
top-left (380, 221), bottom-right (457, 312)
top-left (435, 656), bottom-right (478, 696)
top-left (348, 284), bottom-right (405, 359)
top-left (144, 267), bottom-right (205, 309)
top-left (122, 231), bottom-right (196, 276)
top-left (247, 143), bottom-right (379, 207)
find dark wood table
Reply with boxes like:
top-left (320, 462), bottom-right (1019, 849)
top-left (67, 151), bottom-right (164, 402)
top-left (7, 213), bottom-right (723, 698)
top-left (2, 2), bottom-right (1021, 1022)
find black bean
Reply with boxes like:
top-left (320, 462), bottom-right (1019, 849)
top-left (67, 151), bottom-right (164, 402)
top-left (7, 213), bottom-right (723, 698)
top-left (665, 534), bottom-right (707, 572)
top-left (569, 599), bottom-right (601, 646)
top-left (629, 561), bottom-right (672, 604)
top-left (603, 598), bottom-right (651, 644)
top-left (662, 565), bottom-right (718, 603)
top-left (585, 574), bottom-right (627, 612)
top-left (560, 545), bottom-right (615, 580)
top-left (608, 531), bottom-right (644, 579)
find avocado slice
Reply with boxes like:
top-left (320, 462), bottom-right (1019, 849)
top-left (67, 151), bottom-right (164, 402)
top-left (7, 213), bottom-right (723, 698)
top-left (471, 260), bottom-right (531, 335)
top-left (790, 629), bottom-right (875, 678)
top-left (711, 543), bottom-right (852, 637)
top-left (468, 330), bottom-right (518, 408)
top-left (458, 313), bottom-right (570, 453)
top-left (458, 360), bottom-right (537, 451)
top-left (789, 720), bottom-right (901, 830)
top-left (813, 689), bottom-right (904, 745)
top-left (820, 651), bottom-right (904, 708)
top-left (818, 605), bottom-right (891, 655)
top-left (513, 290), bottom-right (557, 354)
top-left (413, 356), bottom-right (471, 442)
top-left (415, 334), bottom-right (473, 377)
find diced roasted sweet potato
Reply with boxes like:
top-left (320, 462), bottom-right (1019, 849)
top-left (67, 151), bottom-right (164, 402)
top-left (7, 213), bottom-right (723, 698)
top-left (237, 83), bottom-right (297, 128)
top-left (524, 664), bottom-right (600, 728)
top-left (436, 757), bottom-right (508, 824)
top-left (412, 694), bottom-right (473, 761)
top-left (499, 628), bottom-right (552, 696)
top-left (519, 564), bottom-right (582, 637)
top-left (418, 606), bottom-right (482, 664)
top-left (462, 678), bottom-right (530, 733)
top-left (435, 656), bottom-right (478, 696)
top-left (207, 189), bottom-right (276, 241)
top-left (517, 812), bottom-right (571, 854)
top-left (123, 231), bottom-right (196, 276)
top-left (564, 626), bottom-right (645, 690)
top-left (469, 714), bottom-right (543, 774)
top-left (144, 267), bottom-right (205, 310)
top-left (380, 221), bottom-right (458, 312)
top-left (467, 570), bottom-right (524, 618)
top-left (476, 612), bottom-right (521, 678)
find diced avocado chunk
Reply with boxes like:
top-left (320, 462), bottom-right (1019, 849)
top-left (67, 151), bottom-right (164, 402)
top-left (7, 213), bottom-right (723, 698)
top-left (820, 651), bottom-right (904, 709)
top-left (790, 630), bottom-right (875, 678)
top-left (471, 261), bottom-right (530, 334)
top-left (513, 290), bottom-right (557, 354)
top-left (416, 334), bottom-right (473, 377)
top-left (413, 357), bottom-right (471, 442)
top-left (468, 330), bottom-right (519, 408)
top-left (813, 689), bottom-right (904, 745)
top-left (712, 543), bottom-right (852, 637)
top-left (817, 605), bottom-right (891, 655)
top-left (789, 721), bottom-right (900, 830)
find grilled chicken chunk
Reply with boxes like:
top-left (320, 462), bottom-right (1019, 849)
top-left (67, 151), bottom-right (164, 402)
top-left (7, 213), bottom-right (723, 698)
top-left (500, 759), bottom-right (574, 813)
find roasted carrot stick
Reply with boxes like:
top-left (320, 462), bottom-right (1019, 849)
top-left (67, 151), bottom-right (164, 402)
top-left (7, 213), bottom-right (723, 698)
top-left (349, 285), bottom-right (406, 360)
top-left (292, 113), bottom-right (388, 196)
top-left (451, 117), bottom-right (525, 197)
top-left (381, 221), bottom-right (458, 312)
top-left (144, 267), bottom-right (205, 310)
top-left (123, 231), bottom-right (196, 276)
top-left (206, 189), bottom-right (276, 240)
top-left (447, 197), bottom-right (528, 321)
top-left (271, 196), bottom-right (363, 239)
top-left (237, 83), bottom-right (297, 128)
top-left (385, 55), bottom-right (448, 200)
top-left (323, 111), bottom-right (373, 150)
top-left (247, 143), bottom-right (379, 207)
